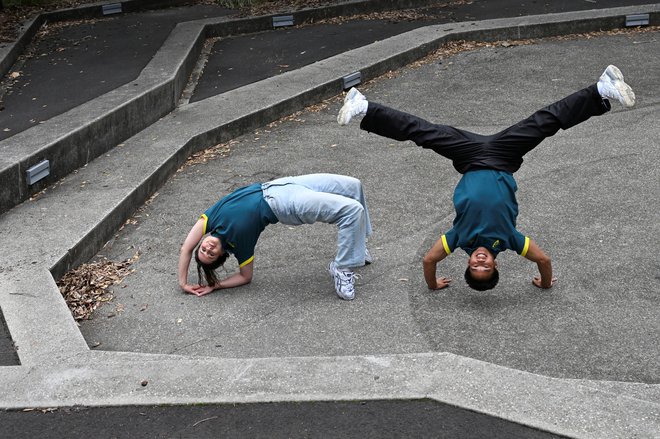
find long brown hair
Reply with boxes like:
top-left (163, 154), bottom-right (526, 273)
top-left (194, 242), bottom-right (228, 287)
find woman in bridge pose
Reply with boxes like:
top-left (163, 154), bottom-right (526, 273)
top-left (178, 173), bottom-right (373, 301)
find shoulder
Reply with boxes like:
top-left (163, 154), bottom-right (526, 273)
top-left (511, 233), bottom-right (529, 256)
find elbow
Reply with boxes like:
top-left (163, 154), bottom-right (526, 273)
top-left (422, 253), bottom-right (436, 267)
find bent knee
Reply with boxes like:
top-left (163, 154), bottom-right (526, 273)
top-left (337, 200), bottom-right (365, 223)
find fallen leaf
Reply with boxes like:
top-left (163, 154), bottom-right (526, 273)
top-left (56, 252), bottom-right (141, 321)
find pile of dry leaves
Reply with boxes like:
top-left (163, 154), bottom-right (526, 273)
top-left (57, 252), bottom-right (139, 321)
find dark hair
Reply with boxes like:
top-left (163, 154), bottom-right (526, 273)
top-left (464, 267), bottom-right (499, 291)
top-left (194, 242), bottom-right (228, 287)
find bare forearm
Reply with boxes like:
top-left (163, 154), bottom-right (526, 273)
top-left (422, 238), bottom-right (449, 290)
top-left (215, 272), bottom-right (251, 289)
top-left (179, 220), bottom-right (205, 289)
top-left (178, 250), bottom-right (193, 287)
top-left (423, 260), bottom-right (437, 289)
top-left (537, 258), bottom-right (553, 288)
top-left (525, 239), bottom-right (555, 289)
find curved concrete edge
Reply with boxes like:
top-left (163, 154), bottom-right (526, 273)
top-left (0, 269), bottom-right (88, 365)
top-left (0, 7), bottom-right (659, 436)
top-left (38, 4), bottom-right (660, 279)
top-left (0, 0), bottom-right (658, 377)
top-left (0, 352), bottom-right (659, 437)
top-left (0, 17), bottom-right (210, 214)
top-left (0, 15), bottom-right (44, 77)
top-left (2, 5), bottom-right (659, 216)
top-left (0, 0), bottom-right (442, 215)
top-left (566, 379), bottom-right (660, 405)
top-left (0, 0), bottom-right (193, 77)
top-left (0, 0), bottom-right (430, 76)
top-left (0, 11), bottom-right (287, 215)
top-left (4, 4), bottom-right (636, 276)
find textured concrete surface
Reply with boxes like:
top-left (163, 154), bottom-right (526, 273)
top-left (2, 0), bottom-right (659, 213)
top-left (81, 30), bottom-right (660, 383)
top-left (0, 1), bottom-right (659, 437)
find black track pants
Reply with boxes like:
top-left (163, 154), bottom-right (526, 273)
top-left (359, 84), bottom-right (611, 174)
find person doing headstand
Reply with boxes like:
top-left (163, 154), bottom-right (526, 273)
top-left (336, 65), bottom-right (635, 291)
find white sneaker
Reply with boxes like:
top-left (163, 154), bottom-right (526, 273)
top-left (364, 248), bottom-right (373, 265)
top-left (328, 261), bottom-right (357, 300)
top-left (337, 88), bottom-right (368, 125)
top-left (597, 65), bottom-right (635, 107)
top-left (344, 87), bottom-right (366, 104)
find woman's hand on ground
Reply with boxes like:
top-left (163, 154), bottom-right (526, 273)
top-left (182, 284), bottom-right (214, 296)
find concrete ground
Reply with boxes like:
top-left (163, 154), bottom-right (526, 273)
top-left (0, 1), bottom-right (659, 437)
top-left (82, 29), bottom-right (660, 383)
top-left (0, 3), bottom-right (235, 142)
top-left (4, 0), bottom-right (660, 141)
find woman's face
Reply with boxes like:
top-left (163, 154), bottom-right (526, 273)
top-left (197, 235), bottom-right (222, 264)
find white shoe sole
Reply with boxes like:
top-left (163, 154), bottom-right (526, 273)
top-left (344, 87), bottom-right (360, 103)
top-left (337, 103), bottom-right (353, 125)
top-left (604, 65), bottom-right (636, 107)
top-left (338, 88), bottom-right (365, 125)
top-left (604, 65), bottom-right (624, 82)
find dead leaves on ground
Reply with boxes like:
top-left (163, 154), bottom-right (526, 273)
top-left (178, 140), bottom-right (235, 172)
top-left (378, 25), bottom-right (659, 80)
top-left (57, 252), bottom-right (140, 321)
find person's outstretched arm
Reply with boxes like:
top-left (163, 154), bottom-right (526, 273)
top-left (192, 262), bottom-right (253, 297)
top-left (524, 239), bottom-right (556, 288)
top-left (178, 218), bottom-right (206, 294)
top-left (423, 236), bottom-right (452, 290)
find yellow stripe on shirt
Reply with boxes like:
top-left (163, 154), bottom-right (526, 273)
top-left (441, 235), bottom-right (451, 255)
top-left (521, 236), bottom-right (530, 257)
top-left (239, 255), bottom-right (254, 267)
top-left (200, 214), bottom-right (208, 234)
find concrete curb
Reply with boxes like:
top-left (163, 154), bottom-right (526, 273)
top-left (0, 0), bottom-right (192, 77)
top-left (1, 352), bottom-right (659, 437)
top-left (0, 6), bottom-right (659, 437)
top-left (3, 2), bottom-right (658, 216)
top-left (0, 0), bottom-right (447, 215)
top-left (5, 4), bottom-right (658, 279)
